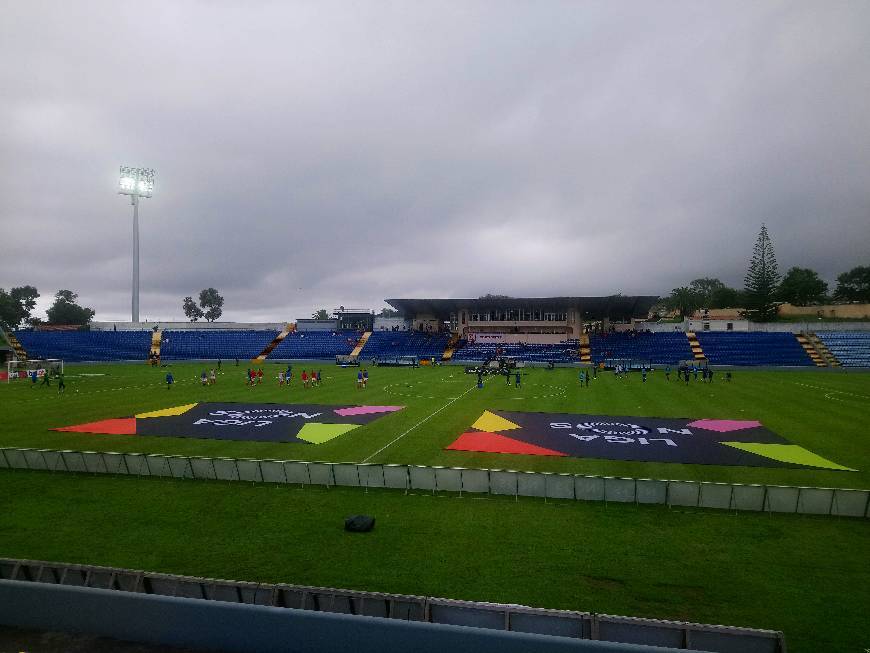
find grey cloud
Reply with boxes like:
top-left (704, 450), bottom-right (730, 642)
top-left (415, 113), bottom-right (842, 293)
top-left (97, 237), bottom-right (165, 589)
top-left (1, 1), bottom-right (869, 322)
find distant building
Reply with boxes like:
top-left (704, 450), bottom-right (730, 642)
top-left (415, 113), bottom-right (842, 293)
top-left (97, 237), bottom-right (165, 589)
top-left (386, 296), bottom-right (658, 339)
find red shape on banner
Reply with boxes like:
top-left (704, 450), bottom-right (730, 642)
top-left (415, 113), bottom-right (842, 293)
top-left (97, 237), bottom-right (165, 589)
top-left (54, 418), bottom-right (137, 435)
top-left (446, 431), bottom-right (567, 457)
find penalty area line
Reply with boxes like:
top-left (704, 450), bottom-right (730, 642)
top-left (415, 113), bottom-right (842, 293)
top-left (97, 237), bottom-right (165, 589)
top-left (360, 383), bottom-right (477, 463)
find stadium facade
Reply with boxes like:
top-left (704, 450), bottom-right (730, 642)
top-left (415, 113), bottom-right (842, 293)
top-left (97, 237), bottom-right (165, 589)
top-left (386, 296), bottom-right (658, 340)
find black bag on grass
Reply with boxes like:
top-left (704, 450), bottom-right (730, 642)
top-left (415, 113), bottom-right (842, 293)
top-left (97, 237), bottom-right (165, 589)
top-left (344, 515), bottom-right (375, 532)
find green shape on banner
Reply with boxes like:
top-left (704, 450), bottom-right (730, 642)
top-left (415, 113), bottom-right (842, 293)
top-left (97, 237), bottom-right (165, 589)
top-left (721, 442), bottom-right (856, 471)
top-left (297, 423), bottom-right (359, 444)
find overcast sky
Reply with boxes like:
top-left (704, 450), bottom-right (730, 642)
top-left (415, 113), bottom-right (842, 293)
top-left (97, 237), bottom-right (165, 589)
top-left (1, 1), bottom-right (868, 323)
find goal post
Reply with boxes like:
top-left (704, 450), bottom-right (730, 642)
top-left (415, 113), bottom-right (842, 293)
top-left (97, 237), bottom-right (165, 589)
top-left (5, 359), bottom-right (64, 383)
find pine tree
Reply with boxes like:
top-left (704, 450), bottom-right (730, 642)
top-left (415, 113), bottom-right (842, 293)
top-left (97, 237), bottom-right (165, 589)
top-left (743, 224), bottom-right (781, 321)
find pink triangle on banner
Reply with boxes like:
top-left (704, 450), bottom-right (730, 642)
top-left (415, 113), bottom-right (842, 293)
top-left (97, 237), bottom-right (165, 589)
top-left (333, 405), bottom-right (404, 416)
top-left (688, 419), bottom-right (763, 433)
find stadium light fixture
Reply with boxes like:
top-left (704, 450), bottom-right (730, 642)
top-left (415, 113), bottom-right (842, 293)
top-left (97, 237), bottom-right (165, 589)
top-left (118, 166), bottom-right (156, 322)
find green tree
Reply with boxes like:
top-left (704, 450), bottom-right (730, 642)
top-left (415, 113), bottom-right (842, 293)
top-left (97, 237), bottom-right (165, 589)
top-left (198, 288), bottom-right (224, 322)
top-left (832, 266), bottom-right (870, 303)
top-left (709, 286), bottom-right (744, 309)
top-left (666, 286), bottom-right (703, 319)
top-left (688, 278), bottom-right (725, 307)
top-left (0, 285), bottom-right (39, 330)
top-left (183, 296), bottom-right (204, 322)
top-left (312, 309), bottom-right (330, 320)
top-left (46, 290), bottom-right (95, 325)
top-left (743, 224), bottom-right (781, 321)
top-left (777, 267), bottom-right (828, 306)
top-left (0, 290), bottom-right (17, 330)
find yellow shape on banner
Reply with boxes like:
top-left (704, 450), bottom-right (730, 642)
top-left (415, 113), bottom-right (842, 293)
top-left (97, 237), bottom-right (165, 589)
top-left (472, 410), bottom-right (521, 433)
top-left (721, 442), bottom-right (856, 471)
top-left (136, 404), bottom-right (198, 419)
top-left (297, 423), bottom-right (359, 444)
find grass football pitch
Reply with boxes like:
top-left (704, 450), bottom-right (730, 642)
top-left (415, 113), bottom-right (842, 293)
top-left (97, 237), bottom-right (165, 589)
top-left (2, 362), bottom-right (869, 652)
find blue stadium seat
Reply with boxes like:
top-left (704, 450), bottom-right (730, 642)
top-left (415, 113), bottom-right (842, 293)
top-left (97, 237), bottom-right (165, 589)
top-left (160, 330), bottom-right (278, 360)
top-left (815, 331), bottom-right (870, 367)
top-left (14, 330), bottom-right (152, 362)
top-left (452, 339), bottom-right (579, 363)
top-left (589, 332), bottom-right (692, 365)
top-left (361, 331), bottom-right (450, 359)
top-left (695, 332), bottom-right (814, 366)
top-left (269, 330), bottom-right (359, 359)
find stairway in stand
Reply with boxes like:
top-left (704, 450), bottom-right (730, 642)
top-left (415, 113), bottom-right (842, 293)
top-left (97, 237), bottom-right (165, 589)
top-left (350, 331), bottom-right (372, 358)
top-left (579, 334), bottom-right (591, 363)
top-left (795, 333), bottom-right (826, 367)
top-left (806, 332), bottom-right (840, 367)
top-left (5, 331), bottom-right (28, 362)
top-left (441, 333), bottom-right (461, 361)
top-left (253, 323), bottom-right (295, 363)
top-left (147, 330), bottom-right (162, 364)
top-left (685, 332), bottom-right (706, 362)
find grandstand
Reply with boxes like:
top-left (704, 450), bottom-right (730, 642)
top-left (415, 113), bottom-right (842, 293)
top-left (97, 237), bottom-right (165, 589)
top-left (589, 332), bottom-right (693, 365)
top-left (453, 339), bottom-right (579, 363)
top-left (8, 325), bottom-right (870, 368)
top-left (160, 330), bottom-right (278, 361)
top-left (14, 330), bottom-right (152, 362)
top-left (269, 330), bottom-right (358, 359)
top-left (815, 331), bottom-right (870, 367)
top-left (695, 332), bottom-right (814, 367)
top-left (361, 330), bottom-right (450, 360)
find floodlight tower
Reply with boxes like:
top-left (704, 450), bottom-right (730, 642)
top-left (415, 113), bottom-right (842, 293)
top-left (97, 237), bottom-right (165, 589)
top-left (118, 166), bottom-right (155, 323)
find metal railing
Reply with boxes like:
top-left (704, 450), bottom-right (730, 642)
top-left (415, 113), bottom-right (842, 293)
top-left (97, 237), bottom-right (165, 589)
top-left (1, 446), bottom-right (867, 519)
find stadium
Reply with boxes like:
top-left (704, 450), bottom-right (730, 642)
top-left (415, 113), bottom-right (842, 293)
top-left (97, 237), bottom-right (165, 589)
top-left (3, 4), bottom-right (870, 653)
top-left (2, 294), bottom-right (870, 652)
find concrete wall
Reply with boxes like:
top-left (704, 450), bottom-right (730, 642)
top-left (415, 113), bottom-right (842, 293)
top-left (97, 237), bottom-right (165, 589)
top-left (640, 320), bottom-right (870, 334)
top-left (468, 333), bottom-right (577, 344)
top-left (2, 448), bottom-right (866, 519)
top-left (374, 317), bottom-right (409, 331)
top-left (295, 319), bottom-right (339, 332)
top-left (0, 562), bottom-right (786, 652)
top-left (780, 303), bottom-right (870, 319)
top-left (1, 580), bottom-right (672, 653)
top-left (92, 322), bottom-right (287, 331)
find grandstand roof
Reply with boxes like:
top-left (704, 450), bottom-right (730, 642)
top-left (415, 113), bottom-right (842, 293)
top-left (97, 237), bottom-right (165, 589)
top-left (386, 296), bottom-right (659, 320)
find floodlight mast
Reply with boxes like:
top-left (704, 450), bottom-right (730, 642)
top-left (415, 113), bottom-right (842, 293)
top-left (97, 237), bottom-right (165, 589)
top-left (118, 166), bottom-right (155, 323)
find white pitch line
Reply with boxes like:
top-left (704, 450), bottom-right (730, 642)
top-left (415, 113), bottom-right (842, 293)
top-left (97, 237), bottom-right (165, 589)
top-left (361, 383), bottom-right (477, 463)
